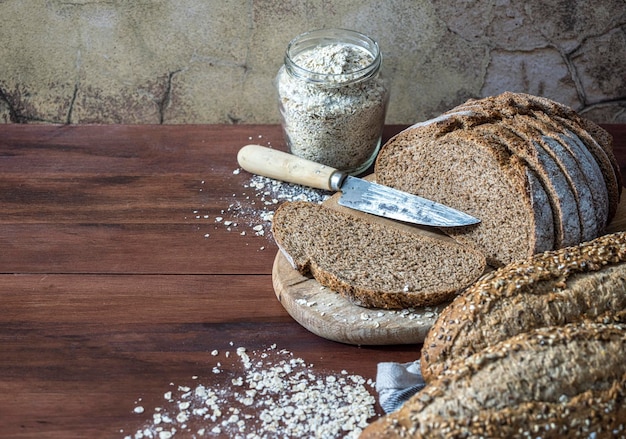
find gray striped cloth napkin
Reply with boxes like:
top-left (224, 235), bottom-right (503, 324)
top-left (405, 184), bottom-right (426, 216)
top-left (375, 360), bottom-right (426, 413)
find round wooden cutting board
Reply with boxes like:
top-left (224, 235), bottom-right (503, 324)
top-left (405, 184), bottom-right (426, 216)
top-left (272, 250), bottom-right (448, 345)
top-left (272, 179), bottom-right (626, 346)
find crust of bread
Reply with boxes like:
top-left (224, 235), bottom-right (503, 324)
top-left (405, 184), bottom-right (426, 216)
top-left (551, 114), bottom-right (622, 221)
top-left (362, 323), bottom-right (626, 439)
top-left (490, 121), bottom-right (583, 247)
top-left (442, 92), bottom-right (617, 247)
top-left (420, 231), bottom-right (626, 382)
top-left (516, 113), bottom-right (607, 241)
top-left (531, 110), bottom-right (609, 233)
top-left (463, 91), bottom-right (621, 221)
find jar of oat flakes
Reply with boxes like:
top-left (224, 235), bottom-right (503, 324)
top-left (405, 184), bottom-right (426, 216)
top-left (275, 28), bottom-right (389, 175)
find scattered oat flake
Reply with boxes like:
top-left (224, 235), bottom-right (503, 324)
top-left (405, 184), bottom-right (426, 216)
top-left (124, 344), bottom-right (376, 439)
top-left (193, 173), bottom-right (331, 239)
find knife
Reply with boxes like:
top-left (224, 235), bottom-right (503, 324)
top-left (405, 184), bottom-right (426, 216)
top-left (236, 145), bottom-right (480, 227)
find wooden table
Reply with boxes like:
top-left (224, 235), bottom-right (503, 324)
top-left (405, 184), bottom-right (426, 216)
top-left (1, 123), bottom-right (624, 438)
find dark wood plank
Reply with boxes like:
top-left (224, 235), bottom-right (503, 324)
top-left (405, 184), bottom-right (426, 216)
top-left (0, 223), bottom-right (277, 274)
top-left (1, 320), bottom-right (420, 438)
top-left (1, 274), bottom-right (289, 323)
top-left (0, 125), bottom-right (405, 275)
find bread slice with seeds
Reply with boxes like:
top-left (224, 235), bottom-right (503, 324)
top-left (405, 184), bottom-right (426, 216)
top-left (420, 231), bottom-right (626, 382)
top-left (271, 201), bottom-right (486, 309)
top-left (362, 322), bottom-right (626, 439)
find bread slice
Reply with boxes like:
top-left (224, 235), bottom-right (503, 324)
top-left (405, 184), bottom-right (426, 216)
top-left (271, 201), bottom-right (486, 309)
top-left (376, 114), bottom-right (555, 267)
top-left (420, 231), bottom-right (626, 382)
top-left (362, 322), bottom-right (626, 439)
top-left (462, 91), bottom-right (621, 221)
top-left (530, 111), bottom-right (609, 234)
top-left (490, 121), bottom-right (583, 247)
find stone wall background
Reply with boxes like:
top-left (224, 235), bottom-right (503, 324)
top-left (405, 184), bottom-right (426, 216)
top-left (0, 0), bottom-right (625, 125)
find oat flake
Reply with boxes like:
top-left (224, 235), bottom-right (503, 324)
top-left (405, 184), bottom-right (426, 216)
top-left (124, 344), bottom-right (376, 439)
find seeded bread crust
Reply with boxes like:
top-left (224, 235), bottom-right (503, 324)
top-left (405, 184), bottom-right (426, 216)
top-left (420, 231), bottom-right (626, 382)
top-left (271, 201), bottom-right (486, 309)
top-left (362, 323), bottom-right (626, 439)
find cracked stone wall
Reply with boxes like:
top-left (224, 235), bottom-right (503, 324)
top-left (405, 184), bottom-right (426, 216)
top-left (0, 0), bottom-right (624, 125)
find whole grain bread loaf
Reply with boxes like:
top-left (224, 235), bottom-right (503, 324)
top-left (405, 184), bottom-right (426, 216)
top-left (420, 231), bottom-right (626, 382)
top-left (362, 322), bottom-right (626, 439)
top-left (376, 92), bottom-right (620, 267)
top-left (271, 201), bottom-right (486, 309)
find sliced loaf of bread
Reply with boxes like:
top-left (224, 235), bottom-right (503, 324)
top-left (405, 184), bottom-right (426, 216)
top-left (420, 231), bottom-right (626, 382)
top-left (271, 201), bottom-right (486, 309)
top-left (375, 112), bottom-right (556, 267)
top-left (528, 112), bottom-right (609, 234)
top-left (461, 91), bottom-right (621, 220)
top-left (491, 121), bottom-right (583, 247)
top-left (376, 92), bottom-right (620, 267)
top-left (362, 323), bottom-right (626, 439)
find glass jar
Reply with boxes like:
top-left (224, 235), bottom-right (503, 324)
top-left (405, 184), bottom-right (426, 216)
top-left (275, 28), bottom-right (389, 175)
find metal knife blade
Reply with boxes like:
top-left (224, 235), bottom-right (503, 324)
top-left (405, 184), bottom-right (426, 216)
top-left (236, 144), bottom-right (480, 227)
top-left (338, 175), bottom-right (479, 227)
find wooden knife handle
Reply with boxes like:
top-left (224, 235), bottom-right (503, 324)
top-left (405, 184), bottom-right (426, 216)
top-left (237, 144), bottom-right (341, 191)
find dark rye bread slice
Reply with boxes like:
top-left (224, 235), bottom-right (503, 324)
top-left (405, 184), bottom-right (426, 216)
top-left (452, 96), bottom-right (604, 245)
top-left (530, 111), bottom-right (609, 233)
top-left (420, 231), bottom-right (626, 382)
top-left (270, 201), bottom-right (486, 309)
top-left (489, 121), bottom-right (583, 247)
top-left (376, 114), bottom-right (555, 267)
top-left (460, 92), bottom-right (621, 221)
top-left (361, 323), bottom-right (626, 439)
